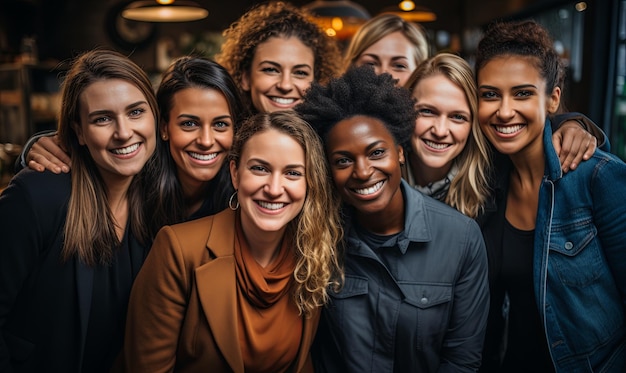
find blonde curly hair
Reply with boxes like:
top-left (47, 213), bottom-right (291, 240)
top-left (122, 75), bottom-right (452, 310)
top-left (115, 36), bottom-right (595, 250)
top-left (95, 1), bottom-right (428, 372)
top-left (229, 111), bottom-right (344, 317)
top-left (215, 1), bottom-right (342, 112)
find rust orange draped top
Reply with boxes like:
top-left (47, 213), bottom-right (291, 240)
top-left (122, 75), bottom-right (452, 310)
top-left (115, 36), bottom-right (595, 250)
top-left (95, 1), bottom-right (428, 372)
top-left (234, 219), bottom-right (303, 372)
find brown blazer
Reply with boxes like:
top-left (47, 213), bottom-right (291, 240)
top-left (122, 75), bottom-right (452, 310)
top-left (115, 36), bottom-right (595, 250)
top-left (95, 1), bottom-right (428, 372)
top-left (122, 209), bottom-right (320, 373)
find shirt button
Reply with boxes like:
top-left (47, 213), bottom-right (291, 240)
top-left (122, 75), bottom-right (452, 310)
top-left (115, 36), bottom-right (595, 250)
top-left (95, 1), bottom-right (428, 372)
top-left (420, 297), bottom-right (428, 304)
top-left (564, 242), bottom-right (573, 250)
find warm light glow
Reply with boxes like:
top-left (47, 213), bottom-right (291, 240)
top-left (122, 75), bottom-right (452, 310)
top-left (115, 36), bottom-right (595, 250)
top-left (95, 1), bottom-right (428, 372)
top-left (122, 1), bottom-right (209, 22)
top-left (325, 28), bottom-right (337, 37)
top-left (331, 17), bottom-right (344, 31)
top-left (575, 2), bottom-right (587, 11)
top-left (399, 1), bottom-right (415, 12)
top-left (157, 0), bottom-right (174, 4)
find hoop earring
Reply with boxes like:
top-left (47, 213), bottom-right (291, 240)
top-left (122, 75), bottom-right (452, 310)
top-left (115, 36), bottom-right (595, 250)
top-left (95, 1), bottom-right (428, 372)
top-left (228, 190), bottom-right (239, 211)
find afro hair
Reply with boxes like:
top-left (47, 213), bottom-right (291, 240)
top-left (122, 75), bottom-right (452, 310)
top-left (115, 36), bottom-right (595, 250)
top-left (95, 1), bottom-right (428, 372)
top-left (295, 65), bottom-right (416, 149)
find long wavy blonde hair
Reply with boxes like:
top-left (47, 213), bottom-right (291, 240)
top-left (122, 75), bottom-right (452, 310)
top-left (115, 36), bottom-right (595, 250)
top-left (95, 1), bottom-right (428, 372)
top-left (228, 111), bottom-right (343, 317)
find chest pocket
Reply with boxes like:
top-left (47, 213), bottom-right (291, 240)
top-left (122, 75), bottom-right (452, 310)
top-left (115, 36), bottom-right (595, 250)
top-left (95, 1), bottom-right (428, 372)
top-left (398, 283), bottom-right (452, 309)
top-left (548, 219), bottom-right (603, 287)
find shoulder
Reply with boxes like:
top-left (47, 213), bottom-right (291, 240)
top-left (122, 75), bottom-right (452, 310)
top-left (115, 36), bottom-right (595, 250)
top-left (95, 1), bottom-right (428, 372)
top-left (3, 169), bottom-right (70, 209)
top-left (565, 149), bottom-right (626, 181)
top-left (162, 208), bottom-right (236, 257)
top-left (403, 182), bottom-right (482, 241)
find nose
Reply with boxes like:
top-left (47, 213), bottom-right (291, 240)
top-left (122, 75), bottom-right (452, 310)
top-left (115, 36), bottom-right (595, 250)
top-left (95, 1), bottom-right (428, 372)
top-left (352, 157), bottom-right (373, 180)
top-left (197, 125), bottom-right (214, 148)
top-left (276, 72), bottom-right (294, 92)
top-left (264, 173), bottom-right (284, 197)
top-left (497, 97), bottom-right (515, 121)
top-left (114, 117), bottom-right (133, 140)
top-left (431, 116), bottom-right (449, 138)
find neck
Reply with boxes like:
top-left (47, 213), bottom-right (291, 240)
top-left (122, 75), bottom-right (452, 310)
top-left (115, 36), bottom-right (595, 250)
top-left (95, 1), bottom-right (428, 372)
top-left (240, 218), bottom-right (286, 268)
top-left (409, 152), bottom-right (451, 187)
top-left (104, 178), bottom-right (131, 241)
top-left (181, 181), bottom-right (209, 218)
top-left (356, 185), bottom-right (405, 236)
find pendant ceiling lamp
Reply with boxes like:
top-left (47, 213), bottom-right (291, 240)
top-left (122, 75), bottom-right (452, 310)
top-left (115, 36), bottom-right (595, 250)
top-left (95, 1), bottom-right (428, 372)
top-left (382, 1), bottom-right (436, 22)
top-left (122, 0), bottom-right (209, 22)
top-left (303, 0), bottom-right (371, 39)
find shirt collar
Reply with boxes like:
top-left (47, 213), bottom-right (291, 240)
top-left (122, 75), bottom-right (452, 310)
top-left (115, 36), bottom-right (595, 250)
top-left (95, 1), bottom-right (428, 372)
top-left (344, 179), bottom-right (433, 255)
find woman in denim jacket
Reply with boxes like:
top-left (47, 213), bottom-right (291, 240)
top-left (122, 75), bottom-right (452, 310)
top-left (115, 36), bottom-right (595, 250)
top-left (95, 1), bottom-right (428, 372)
top-left (475, 20), bottom-right (626, 372)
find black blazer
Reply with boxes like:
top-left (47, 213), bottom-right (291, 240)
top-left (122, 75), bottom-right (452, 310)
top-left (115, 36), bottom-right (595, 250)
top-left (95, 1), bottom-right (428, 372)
top-left (0, 169), bottom-right (147, 373)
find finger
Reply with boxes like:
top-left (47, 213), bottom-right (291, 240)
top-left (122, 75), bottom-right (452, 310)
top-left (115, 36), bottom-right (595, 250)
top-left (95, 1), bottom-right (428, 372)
top-left (582, 136), bottom-right (597, 160)
top-left (552, 132), bottom-right (563, 162)
top-left (28, 159), bottom-right (50, 173)
top-left (30, 153), bottom-right (64, 174)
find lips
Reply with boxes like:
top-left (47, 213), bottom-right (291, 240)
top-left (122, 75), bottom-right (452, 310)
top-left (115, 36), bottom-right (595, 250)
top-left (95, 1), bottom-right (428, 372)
top-left (352, 180), bottom-right (384, 196)
top-left (494, 124), bottom-right (525, 134)
top-left (110, 142), bottom-right (140, 155)
top-left (423, 139), bottom-right (451, 150)
top-left (257, 201), bottom-right (286, 210)
top-left (188, 151), bottom-right (218, 161)
top-left (270, 97), bottom-right (297, 105)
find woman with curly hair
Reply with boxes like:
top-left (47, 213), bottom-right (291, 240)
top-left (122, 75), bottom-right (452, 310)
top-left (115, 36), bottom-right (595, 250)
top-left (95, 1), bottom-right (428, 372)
top-left (296, 66), bottom-right (489, 372)
top-left (215, 1), bottom-right (341, 114)
top-left (122, 110), bottom-right (343, 373)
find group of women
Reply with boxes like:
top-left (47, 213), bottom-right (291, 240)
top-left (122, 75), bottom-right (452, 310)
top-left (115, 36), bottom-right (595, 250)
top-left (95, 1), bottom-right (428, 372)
top-left (0, 1), bottom-right (624, 372)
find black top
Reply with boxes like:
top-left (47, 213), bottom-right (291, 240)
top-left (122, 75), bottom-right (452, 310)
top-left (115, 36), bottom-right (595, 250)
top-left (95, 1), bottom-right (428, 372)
top-left (500, 219), bottom-right (554, 373)
top-left (0, 169), bottom-right (149, 373)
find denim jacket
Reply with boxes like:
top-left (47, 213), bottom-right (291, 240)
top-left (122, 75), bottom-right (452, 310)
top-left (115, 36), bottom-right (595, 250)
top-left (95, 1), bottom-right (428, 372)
top-left (480, 119), bottom-right (626, 372)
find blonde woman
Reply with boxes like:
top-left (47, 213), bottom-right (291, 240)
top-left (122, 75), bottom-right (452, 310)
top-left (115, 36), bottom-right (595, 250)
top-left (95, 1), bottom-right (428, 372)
top-left (343, 13), bottom-right (429, 86)
top-left (123, 111), bottom-right (343, 372)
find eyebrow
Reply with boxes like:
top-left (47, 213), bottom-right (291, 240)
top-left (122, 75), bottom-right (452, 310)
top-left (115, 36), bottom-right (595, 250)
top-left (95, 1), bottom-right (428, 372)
top-left (249, 157), bottom-right (305, 169)
top-left (258, 60), bottom-right (312, 70)
top-left (176, 114), bottom-right (232, 121)
top-left (331, 140), bottom-right (389, 156)
top-left (479, 84), bottom-right (538, 90)
top-left (88, 100), bottom-right (147, 117)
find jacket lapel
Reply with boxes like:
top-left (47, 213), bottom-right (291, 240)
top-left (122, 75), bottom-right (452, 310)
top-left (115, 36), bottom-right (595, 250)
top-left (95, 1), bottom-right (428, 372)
top-left (195, 209), bottom-right (244, 372)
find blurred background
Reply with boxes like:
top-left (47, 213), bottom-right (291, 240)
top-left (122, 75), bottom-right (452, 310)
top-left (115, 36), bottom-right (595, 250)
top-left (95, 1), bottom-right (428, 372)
top-left (0, 0), bottom-right (624, 184)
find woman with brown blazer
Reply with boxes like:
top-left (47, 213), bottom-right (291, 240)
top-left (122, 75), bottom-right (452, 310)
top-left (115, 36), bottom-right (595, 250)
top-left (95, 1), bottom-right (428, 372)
top-left (122, 111), bottom-right (343, 373)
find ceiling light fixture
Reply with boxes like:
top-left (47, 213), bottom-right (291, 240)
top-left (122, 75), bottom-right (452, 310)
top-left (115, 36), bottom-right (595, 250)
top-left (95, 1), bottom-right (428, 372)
top-left (122, 0), bottom-right (209, 22)
top-left (303, 0), bottom-right (371, 39)
top-left (382, 1), bottom-right (436, 23)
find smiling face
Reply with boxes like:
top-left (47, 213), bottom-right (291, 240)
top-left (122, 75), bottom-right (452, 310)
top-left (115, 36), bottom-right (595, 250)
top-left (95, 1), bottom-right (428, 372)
top-left (355, 31), bottom-right (417, 87)
top-left (75, 78), bottom-right (156, 185)
top-left (410, 74), bottom-right (471, 184)
top-left (477, 55), bottom-right (560, 157)
top-left (326, 115), bottom-right (405, 222)
top-left (162, 87), bottom-right (233, 191)
top-left (241, 36), bottom-right (315, 113)
top-left (230, 128), bottom-right (307, 242)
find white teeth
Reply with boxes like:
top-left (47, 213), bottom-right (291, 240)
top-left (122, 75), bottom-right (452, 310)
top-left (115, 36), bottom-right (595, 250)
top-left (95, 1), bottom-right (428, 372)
top-left (111, 143), bottom-right (139, 155)
top-left (258, 201), bottom-right (285, 210)
top-left (271, 97), bottom-right (295, 105)
top-left (354, 181), bottom-right (384, 195)
top-left (188, 152), bottom-right (217, 161)
top-left (424, 140), bottom-right (450, 150)
top-left (495, 124), bottom-right (524, 134)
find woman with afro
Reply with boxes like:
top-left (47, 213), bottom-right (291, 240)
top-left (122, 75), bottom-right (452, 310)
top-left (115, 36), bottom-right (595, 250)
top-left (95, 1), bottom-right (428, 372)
top-left (295, 66), bottom-right (489, 372)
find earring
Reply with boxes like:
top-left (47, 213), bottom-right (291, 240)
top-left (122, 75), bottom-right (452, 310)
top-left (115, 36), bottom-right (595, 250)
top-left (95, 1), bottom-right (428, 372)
top-left (228, 190), bottom-right (239, 211)
top-left (162, 134), bottom-right (168, 141)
